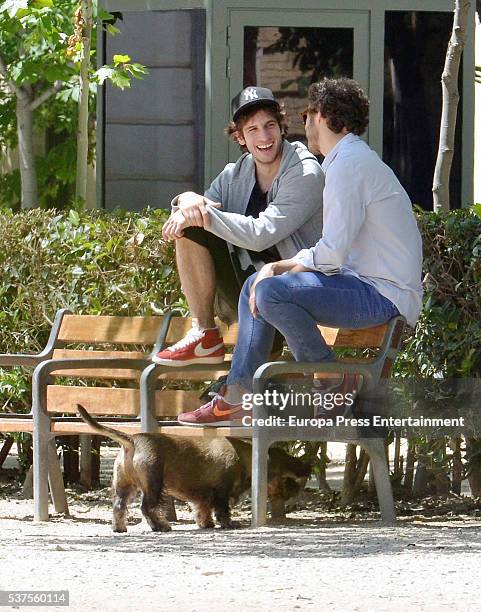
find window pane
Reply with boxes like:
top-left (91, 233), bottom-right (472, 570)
top-left (244, 26), bottom-right (353, 142)
top-left (384, 11), bottom-right (462, 210)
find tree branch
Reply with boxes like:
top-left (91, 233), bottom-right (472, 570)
top-left (0, 53), bottom-right (22, 97)
top-left (29, 81), bottom-right (63, 111)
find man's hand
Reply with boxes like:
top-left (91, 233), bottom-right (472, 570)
top-left (162, 209), bottom-right (189, 241)
top-left (248, 260), bottom-right (311, 316)
top-left (249, 263), bottom-right (276, 317)
top-left (177, 192), bottom-right (221, 229)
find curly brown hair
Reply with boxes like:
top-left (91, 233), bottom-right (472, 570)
top-left (225, 103), bottom-right (288, 152)
top-left (307, 78), bottom-right (369, 136)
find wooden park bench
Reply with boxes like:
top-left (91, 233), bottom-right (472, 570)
top-left (137, 313), bottom-right (406, 526)
top-left (0, 309), bottom-right (405, 526)
top-left (0, 309), bottom-right (237, 520)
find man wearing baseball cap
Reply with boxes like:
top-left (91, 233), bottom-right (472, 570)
top-left (153, 86), bottom-right (324, 366)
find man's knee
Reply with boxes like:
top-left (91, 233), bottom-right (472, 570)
top-left (255, 277), bottom-right (289, 314)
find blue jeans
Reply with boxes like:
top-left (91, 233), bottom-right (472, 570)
top-left (227, 271), bottom-right (399, 391)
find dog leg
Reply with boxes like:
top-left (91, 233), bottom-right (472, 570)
top-left (192, 500), bottom-right (215, 529)
top-left (140, 489), bottom-right (172, 533)
top-left (213, 498), bottom-right (236, 529)
top-left (112, 485), bottom-right (137, 533)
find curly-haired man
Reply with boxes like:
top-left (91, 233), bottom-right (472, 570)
top-left (177, 77), bottom-right (423, 426)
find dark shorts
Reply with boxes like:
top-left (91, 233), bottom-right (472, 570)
top-left (182, 226), bottom-right (284, 352)
top-left (182, 227), bottom-right (254, 322)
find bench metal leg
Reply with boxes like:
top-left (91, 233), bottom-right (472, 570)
top-left (47, 440), bottom-right (69, 516)
top-left (364, 439), bottom-right (396, 525)
top-left (251, 435), bottom-right (270, 528)
top-left (80, 434), bottom-right (92, 488)
top-left (33, 426), bottom-right (50, 522)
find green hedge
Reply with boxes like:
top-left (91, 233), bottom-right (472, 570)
top-left (0, 207), bottom-right (183, 354)
top-left (0, 207), bottom-right (183, 411)
top-left (396, 209), bottom-right (481, 378)
top-left (0, 206), bottom-right (480, 412)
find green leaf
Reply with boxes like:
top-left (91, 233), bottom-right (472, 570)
top-left (0, 0), bottom-right (29, 18)
top-left (106, 23), bottom-right (120, 35)
top-left (98, 9), bottom-right (113, 21)
top-left (110, 70), bottom-right (131, 90)
top-left (95, 66), bottom-right (115, 84)
top-left (69, 209), bottom-right (80, 226)
top-left (32, 0), bottom-right (53, 7)
top-left (471, 204), bottom-right (481, 219)
top-left (113, 54), bottom-right (131, 65)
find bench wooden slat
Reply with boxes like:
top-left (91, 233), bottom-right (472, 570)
top-left (166, 318), bottom-right (238, 346)
top-left (0, 418), bottom-right (33, 433)
top-left (46, 386), bottom-right (201, 416)
top-left (318, 323), bottom-right (387, 348)
top-left (51, 349), bottom-right (149, 379)
top-left (156, 425), bottom-right (251, 438)
top-left (58, 315), bottom-right (164, 344)
top-left (50, 350), bottom-right (232, 380)
top-left (51, 421), bottom-right (143, 435)
top-left (48, 422), bottom-right (251, 437)
top-left (166, 318), bottom-right (386, 349)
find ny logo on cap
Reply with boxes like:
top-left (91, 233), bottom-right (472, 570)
top-left (244, 88), bottom-right (259, 101)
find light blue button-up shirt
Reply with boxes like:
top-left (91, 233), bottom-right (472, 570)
top-left (293, 133), bottom-right (423, 327)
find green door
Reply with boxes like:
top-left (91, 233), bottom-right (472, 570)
top-left (222, 8), bottom-right (370, 167)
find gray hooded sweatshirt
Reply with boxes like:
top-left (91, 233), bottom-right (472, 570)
top-left (172, 140), bottom-right (324, 260)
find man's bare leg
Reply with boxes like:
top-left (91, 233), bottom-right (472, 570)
top-left (176, 237), bottom-right (216, 329)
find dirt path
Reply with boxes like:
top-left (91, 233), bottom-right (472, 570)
top-left (1, 446), bottom-right (480, 612)
top-left (1, 489), bottom-right (481, 611)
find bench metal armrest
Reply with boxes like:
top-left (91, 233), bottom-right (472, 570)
top-left (32, 357), bottom-right (149, 417)
top-left (0, 308), bottom-right (73, 369)
top-left (138, 360), bottom-right (231, 430)
top-left (251, 360), bottom-right (382, 421)
top-left (0, 353), bottom-right (46, 367)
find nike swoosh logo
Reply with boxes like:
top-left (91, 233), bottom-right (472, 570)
top-left (212, 404), bottom-right (242, 417)
top-left (194, 342), bottom-right (224, 357)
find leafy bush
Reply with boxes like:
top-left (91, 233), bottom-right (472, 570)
top-left (0, 207), bottom-right (183, 412)
top-left (1, 206), bottom-right (480, 409)
top-left (1, 206), bottom-right (480, 494)
top-left (395, 208), bottom-right (481, 378)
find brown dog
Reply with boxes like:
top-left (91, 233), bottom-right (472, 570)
top-left (77, 406), bottom-right (310, 532)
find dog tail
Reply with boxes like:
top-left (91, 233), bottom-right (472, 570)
top-left (76, 404), bottom-right (134, 451)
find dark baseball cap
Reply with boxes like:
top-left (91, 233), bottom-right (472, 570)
top-left (231, 86), bottom-right (279, 122)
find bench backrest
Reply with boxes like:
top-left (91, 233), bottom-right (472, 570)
top-left (44, 311), bottom-right (404, 420)
top-left (46, 313), bottom-right (168, 418)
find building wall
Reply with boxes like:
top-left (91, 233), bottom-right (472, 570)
top-left (475, 12), bottom-right (481, 204)
top-left (103, 9), bottom-right (205, 211)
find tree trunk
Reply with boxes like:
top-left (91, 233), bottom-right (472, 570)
top-left (451, 436), bottom-right (463, 495)
top-left (75, 0), bottom-right (93, 202)
top-left (432, 0), bottom-right (471, 212)
top-left (341, 444), bottom-right (369, 504)
top-left (0, 436), bottom-right (14, 469)
top-left (404, 438), bottom-right (416, 495)
top-left (412, 454), bottom-right (430, 498)
top-left (316, 441), bottom-right (331, 491)
top-left (393, 434), bottom-right (402, 481)
top-left (466, 438), bottom-right (481, 497)
top-left (16, 97), bottom-right (38, 209)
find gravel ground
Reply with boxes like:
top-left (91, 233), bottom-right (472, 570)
top-left (1, 445), bottom-right (480, 612)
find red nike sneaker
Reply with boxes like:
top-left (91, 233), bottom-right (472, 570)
top-left (177, 395), bottom-right (251, 427)
top-left (314, 373), bottom-right (363, 418)
top-left (152, 326), bottom-right (225, 366)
